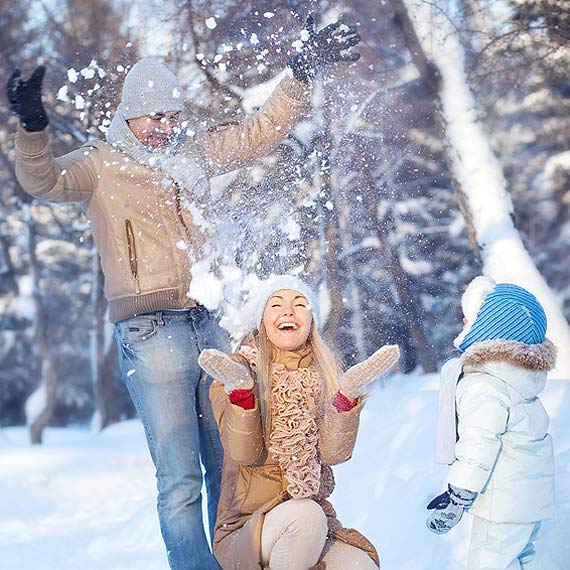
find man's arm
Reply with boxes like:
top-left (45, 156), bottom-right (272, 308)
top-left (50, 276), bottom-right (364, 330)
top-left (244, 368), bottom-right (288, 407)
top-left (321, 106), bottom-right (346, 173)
top-left (16, 127), bottom-right (100, 202)
top-left (8, 67), bottom-right (100, 203)
top-left (201, 76), bottom-right (309, 176)
top-left (200, 16), bottom-right (360, 176)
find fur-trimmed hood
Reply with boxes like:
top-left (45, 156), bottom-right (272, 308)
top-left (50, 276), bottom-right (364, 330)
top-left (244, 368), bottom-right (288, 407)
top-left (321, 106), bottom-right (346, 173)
top-left (461, 338), bottom-right (557, 400)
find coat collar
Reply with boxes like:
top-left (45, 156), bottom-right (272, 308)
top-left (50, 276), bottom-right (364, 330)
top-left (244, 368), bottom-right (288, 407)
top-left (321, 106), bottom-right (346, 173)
top-left (270, 344), bottom-right (314, 370)
top-left (461, 338), bottom-right (556, 372)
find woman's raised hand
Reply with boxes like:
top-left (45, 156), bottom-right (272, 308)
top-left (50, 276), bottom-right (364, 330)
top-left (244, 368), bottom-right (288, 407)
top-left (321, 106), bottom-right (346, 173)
top-left (339, 344), bottom-right (400, 400)
top-left (198, 349), bottom-right (254, 393)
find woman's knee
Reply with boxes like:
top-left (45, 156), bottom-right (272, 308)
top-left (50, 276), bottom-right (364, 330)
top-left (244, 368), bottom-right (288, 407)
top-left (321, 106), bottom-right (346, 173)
top-left (323, 541), bottom-right (379, 570)
top-left (288, 499), bottom-right (328, 533)
top-left (265, 498), bottom-right (328, 538)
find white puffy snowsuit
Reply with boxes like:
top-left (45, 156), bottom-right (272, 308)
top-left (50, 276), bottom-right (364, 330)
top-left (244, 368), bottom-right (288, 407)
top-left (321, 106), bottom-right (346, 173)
top-left (446, 337), bottom-right (556, 570)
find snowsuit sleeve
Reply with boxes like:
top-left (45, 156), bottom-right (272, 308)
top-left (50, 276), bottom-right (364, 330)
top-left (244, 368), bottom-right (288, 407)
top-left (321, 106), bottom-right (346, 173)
top-left (318, 400), bottom-right (363, 465)
top-left (210, 375), bottom-right (265, 466)
top-left (15, 126), bottom-right (100, 203)
top-left (200, 76), bottom-right (309, 176)
top-left (447, 373), bottom-right (510, 493)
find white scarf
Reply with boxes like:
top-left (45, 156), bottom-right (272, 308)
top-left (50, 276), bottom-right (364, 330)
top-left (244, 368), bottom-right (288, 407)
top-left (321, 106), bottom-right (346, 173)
top-left (435, 356), bottom-right (464, 465)
top-left (105, 103), bottom-right (209, 198)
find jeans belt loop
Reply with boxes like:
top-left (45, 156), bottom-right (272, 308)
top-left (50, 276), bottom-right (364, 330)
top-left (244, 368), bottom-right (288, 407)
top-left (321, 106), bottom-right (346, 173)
top-left (155, 311), bottom-right (165, 327)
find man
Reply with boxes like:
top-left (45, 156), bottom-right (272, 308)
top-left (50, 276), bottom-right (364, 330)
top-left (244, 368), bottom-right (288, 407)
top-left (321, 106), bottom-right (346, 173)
top-left (7, 17), bottom-right (360, 570)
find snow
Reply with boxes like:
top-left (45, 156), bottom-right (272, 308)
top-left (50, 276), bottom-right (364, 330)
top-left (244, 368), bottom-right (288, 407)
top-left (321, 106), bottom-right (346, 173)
top-left (1, 373), bottom-right (568, 569)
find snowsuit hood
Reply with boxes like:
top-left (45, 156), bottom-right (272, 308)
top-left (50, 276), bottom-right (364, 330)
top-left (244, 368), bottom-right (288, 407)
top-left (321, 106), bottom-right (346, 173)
top-left (462, 338), bottom-right (557, 400)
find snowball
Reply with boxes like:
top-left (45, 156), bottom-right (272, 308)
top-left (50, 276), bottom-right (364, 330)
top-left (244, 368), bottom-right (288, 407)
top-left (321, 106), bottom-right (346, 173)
top-left (263, 11), bottom-right (274, 18)
top-left (74, 95), bottom-right (85, 110)
top-left (292, 39), bottom-right (304, 52)
top-left (81, 67), bottom-right (95, 79)
top-left (205, 17), bottom-right (217, 29)
top-left (67, 68), bottom-right (78, 83)
top-left (250, 33), bottom-right (260, 45)
top-left (56, 85), bottom-right (69, 102)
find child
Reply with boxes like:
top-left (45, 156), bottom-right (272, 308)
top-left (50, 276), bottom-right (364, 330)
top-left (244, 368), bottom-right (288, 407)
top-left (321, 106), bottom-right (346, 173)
top-left (198, 275), bottom-right (399, 570)
top-left (427, 276), bottom-right (556, 570)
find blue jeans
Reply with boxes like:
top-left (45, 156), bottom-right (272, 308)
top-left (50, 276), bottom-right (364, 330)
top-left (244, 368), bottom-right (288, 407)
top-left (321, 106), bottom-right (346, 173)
top-left (115, 307), bottom-right (229, 570)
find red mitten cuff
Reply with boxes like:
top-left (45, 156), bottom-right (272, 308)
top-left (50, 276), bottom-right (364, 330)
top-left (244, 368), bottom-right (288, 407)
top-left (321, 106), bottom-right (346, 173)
top-left (228, 389), bottom-right (256, 410)
top-left (333, 390), bottom-right (359, 412)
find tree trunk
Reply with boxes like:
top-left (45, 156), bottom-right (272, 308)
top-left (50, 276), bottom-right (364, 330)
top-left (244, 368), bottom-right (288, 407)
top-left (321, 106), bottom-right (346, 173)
top-left (364, 192), bottom-right (437, 373)
top-left (311, 85), bottom-right (344, 341)
top-left (90, 251), bottom-right (119, 430)
top-left (25, 208), bottom-right (58, 445)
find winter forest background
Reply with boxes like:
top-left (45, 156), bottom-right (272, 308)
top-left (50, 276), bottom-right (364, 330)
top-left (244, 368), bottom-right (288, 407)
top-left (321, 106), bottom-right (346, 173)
top-left (1, 1), bottom-right (570, 568)
top-left (2, 0), bottom-right (569, 438)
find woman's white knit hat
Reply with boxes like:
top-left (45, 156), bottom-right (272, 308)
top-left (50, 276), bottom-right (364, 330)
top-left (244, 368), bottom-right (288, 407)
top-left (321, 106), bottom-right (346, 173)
top-left (255, 275), bottom-right (321, 330)
top-left (121, 58), bottom-right (184, 120)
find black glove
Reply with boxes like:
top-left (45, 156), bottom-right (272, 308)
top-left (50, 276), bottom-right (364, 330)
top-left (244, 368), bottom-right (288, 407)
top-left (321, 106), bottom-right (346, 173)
top-left (426, 484), bottom-right (477, 535)
top-left (288, 15), bottom-right (361, 84)
top-left (6, 66), bottom-right (49, 132)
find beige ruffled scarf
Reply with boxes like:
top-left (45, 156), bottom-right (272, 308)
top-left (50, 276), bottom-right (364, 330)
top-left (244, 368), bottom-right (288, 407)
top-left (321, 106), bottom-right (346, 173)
top-left (268, 345), bottom-right (323, 499)
top-left (238, 344), bottom-right (324, 499)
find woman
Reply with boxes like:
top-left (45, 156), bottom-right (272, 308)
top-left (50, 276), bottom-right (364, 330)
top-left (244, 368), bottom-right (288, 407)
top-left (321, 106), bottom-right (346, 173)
top-left (198, 276), bottom-right (399, 570)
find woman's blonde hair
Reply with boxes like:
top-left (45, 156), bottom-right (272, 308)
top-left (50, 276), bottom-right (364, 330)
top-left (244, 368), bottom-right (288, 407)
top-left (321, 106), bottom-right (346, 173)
top-left (253, 318), bottom-right (343, 439)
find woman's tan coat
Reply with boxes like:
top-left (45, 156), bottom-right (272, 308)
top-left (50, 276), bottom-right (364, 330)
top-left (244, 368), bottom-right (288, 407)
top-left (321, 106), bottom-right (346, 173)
top-left (209, 351), bottom-right (379, 570)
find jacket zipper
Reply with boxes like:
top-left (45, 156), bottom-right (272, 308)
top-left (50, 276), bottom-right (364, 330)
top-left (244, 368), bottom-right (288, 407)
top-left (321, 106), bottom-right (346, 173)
top-left (173, 182), bottom-right (194, 243)
top-left (125, 219), bottom-right (141, 294)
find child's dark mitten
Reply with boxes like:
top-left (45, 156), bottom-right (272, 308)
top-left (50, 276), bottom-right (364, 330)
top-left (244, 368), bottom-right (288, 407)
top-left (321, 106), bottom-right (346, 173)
top-left (426, 484), bottom-right (477, 534)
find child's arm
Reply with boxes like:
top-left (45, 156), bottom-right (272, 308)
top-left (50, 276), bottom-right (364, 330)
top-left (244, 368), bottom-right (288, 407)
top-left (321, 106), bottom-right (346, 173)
top-left (201, 349), bottom-right (264, 465)
top-left (447, 374), bottom-right (510, 494)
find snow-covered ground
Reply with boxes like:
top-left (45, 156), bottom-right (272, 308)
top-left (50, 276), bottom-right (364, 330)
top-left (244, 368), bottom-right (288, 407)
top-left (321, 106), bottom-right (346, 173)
top-left (1, 372), bottom-right (569, 570)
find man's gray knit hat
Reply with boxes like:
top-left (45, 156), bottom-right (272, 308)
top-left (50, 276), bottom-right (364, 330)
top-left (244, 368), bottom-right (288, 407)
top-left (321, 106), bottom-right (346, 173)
top-left (121, 58), bottom-right (184, 120)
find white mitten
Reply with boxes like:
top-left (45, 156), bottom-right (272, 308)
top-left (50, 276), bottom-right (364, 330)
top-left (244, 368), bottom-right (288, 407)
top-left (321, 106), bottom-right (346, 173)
top-left (339, 344), bottom-right (400, 400)
top-left (198, 349), bottom-right (254, 393)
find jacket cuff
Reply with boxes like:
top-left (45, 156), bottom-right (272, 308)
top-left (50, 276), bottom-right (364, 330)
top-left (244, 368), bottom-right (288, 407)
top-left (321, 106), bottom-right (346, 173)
top-left (228, 388), bottom-right (256, 410)
top-left (333, 391), bottom-right (359, 412)
top-left (277, 76), bottom-right (311, 102)
top-left (447, 460), bottom-right (490, 493)
top-left (16, 125), bottom-right (49, 155)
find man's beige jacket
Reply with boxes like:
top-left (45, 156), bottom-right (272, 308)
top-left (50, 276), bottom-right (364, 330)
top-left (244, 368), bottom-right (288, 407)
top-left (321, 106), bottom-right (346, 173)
top-left (15, 77), bottom-right (308, 322)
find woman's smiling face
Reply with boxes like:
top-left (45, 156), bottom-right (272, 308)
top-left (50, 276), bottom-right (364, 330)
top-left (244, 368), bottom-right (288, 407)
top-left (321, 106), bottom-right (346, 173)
top-left (262, 289), bottom-right (313, 351)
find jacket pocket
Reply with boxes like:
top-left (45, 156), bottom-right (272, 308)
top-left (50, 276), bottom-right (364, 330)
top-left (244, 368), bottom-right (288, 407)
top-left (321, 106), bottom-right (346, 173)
top-left (236, 464), bottom-right (285, 515)
top-left (125, 219), bottom-right (141, 294)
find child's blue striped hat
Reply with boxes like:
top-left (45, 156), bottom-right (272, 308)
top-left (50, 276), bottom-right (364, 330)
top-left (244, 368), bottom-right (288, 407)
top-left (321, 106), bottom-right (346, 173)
top-left (459, 283), bottom-right (547, 351)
